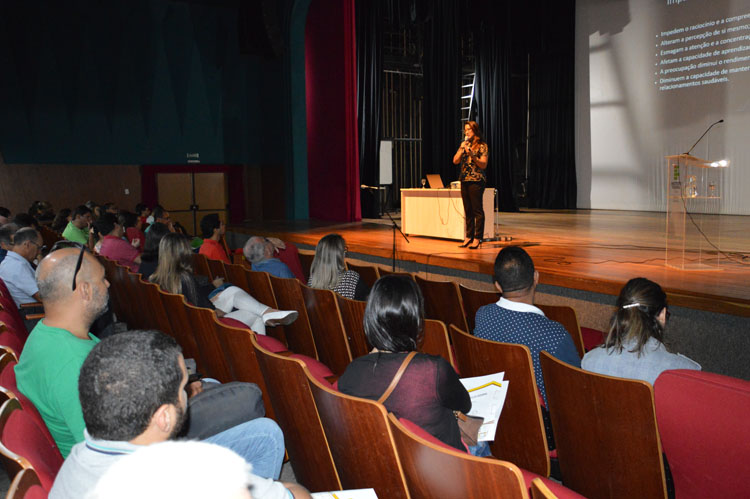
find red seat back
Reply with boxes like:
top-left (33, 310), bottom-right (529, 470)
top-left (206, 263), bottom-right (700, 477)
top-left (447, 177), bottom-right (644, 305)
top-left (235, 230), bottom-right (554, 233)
top-left (0, 399), bottom-right (63, 491)
top-left (655, 370), bottom-right (750, 499)
top-left (0, 326), bottom-right (24, 356)
top-left (218, 318), bottom-right (288, 353)
top-left (276, 242), bottom-right (306, 282)
top-left (0, 356), bottom-right (59, 453)
top-left (7, 467), bottom-right (47, 499)
top-left (0, 276), bottom-right (29, 340)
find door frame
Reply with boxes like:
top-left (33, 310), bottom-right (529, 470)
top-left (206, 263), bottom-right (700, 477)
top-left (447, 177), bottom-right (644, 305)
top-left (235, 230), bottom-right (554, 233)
top-left (141, 165), bottom-right (246, 224)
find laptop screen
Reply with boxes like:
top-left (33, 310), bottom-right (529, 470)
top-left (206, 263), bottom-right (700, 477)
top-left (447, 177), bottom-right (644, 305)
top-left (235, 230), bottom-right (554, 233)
top-left (426, 174), bottom-right (444, 189)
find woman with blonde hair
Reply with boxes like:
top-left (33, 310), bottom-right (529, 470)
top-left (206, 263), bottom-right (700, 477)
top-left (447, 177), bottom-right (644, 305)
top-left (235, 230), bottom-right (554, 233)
top-left (307, 233), bottom-right (368, 300)
top-left (582, 277), bottom-right (700, 385)
top-left (150, 233), bottom-right (296, 334)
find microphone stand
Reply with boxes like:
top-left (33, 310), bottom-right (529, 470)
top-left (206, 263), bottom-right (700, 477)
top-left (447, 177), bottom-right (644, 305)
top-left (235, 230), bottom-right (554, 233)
top-left (384, 210), bottom-right (409, 272)
top-left (684, 119), bottom-right (724, 155)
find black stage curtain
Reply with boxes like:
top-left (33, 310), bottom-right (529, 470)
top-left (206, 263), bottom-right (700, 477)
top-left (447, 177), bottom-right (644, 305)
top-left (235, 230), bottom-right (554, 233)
top-left (473, 2), bottom-right (517, 212)
top-left (356, 0), bottom-right (383, 217)
top-left (422, 0), bottom-right (462, 183)
top-left (526, 1), bottom-right (577, 209)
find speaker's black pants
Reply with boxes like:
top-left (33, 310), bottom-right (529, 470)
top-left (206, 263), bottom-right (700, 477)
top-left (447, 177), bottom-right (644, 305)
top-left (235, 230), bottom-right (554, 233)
top-left (461, 180), bottom-right (485, 239)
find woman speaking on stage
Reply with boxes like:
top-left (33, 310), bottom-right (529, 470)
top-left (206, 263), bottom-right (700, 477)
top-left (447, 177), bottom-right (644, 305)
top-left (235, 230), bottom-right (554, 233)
top-left (452, 120), bottom-right (488, 249)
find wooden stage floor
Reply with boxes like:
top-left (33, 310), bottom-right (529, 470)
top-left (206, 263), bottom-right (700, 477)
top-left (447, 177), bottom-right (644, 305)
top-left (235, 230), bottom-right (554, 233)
top-left (230, 209), bottom-right (750, 317)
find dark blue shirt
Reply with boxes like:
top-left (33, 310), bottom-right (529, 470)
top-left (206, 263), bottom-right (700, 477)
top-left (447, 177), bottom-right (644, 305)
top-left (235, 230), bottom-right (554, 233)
top-left (473, 299), bottom-right (581, 406)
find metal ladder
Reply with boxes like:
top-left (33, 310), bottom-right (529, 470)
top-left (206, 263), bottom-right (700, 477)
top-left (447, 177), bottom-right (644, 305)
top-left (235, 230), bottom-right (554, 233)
top-left (460, 72), bottom-right (476, 122)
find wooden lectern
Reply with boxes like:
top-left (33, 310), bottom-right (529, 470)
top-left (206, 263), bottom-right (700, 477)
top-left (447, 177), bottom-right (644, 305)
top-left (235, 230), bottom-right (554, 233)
top-left (665, 154), bottom-right (728, 270)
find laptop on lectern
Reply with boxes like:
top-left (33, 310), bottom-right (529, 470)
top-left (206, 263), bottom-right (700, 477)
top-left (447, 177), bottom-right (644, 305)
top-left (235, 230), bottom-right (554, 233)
top-left (426, 174), bottom-right (445, 189)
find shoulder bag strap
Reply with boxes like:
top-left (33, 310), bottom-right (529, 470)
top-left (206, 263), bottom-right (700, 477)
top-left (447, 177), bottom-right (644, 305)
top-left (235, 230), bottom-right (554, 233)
top-left (377, 351), bottom-right (418, 404)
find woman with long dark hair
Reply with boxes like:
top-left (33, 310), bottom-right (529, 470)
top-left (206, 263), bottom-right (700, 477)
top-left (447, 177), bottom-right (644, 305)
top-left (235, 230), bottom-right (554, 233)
top-left (452, 120), bottom-right (488, 250)
top-left (338, 275), bottom-right (471, 451)
top-left (582, 277), bottom-right (700, 385)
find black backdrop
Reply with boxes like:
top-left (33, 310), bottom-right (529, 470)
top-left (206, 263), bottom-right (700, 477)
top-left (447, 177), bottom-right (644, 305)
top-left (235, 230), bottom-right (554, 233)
top-left (421, 0), bottom-right (462, 186)
top-left (474, 1), bottom-right (516, 211)
top-left (355, 0), bottom-right (577, 212)
top-left (356, 0), bottom-right (384, 217)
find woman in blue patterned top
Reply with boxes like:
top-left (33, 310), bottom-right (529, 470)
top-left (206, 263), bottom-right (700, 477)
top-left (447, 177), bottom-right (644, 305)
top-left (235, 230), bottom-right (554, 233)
top-left (452, 121), bottom-right (489, 250)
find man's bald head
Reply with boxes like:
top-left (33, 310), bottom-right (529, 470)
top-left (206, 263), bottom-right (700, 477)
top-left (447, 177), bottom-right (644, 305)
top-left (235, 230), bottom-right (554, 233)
top-left (36, 248), bottom-right (101, 304)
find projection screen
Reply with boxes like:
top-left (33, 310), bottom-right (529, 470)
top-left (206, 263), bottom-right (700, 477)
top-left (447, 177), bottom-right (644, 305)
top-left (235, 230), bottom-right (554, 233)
top-left (576, 0), bottom-right (750, 214)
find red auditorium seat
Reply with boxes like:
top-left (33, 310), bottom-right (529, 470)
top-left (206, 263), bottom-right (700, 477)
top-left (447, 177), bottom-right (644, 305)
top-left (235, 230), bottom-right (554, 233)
top-left (0, 354), bottom-right (59, 453)
top-left (0, 398), bottom-right (63, 492)
top-left (655, 369), bottom-right (750, 499)
top-left (7, 467), bottom-right (46, 499)
top-left (218, 318), bottom-right (288, 353)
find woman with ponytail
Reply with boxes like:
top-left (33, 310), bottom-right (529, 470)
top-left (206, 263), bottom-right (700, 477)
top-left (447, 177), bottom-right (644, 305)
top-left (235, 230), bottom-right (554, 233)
top-left (582, 277), bottom-right (700, 385)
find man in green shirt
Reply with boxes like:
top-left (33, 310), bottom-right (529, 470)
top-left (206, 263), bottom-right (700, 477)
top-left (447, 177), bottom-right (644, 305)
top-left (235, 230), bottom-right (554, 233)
top-left (15, 246), bottom-right (110, 457)
top-left (62, 205), bottom-right (94, 246)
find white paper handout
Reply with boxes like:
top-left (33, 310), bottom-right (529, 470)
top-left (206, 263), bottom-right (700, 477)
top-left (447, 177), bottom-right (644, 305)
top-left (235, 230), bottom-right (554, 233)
top-left (459, 372), bottom-right (509, 442)
top-left (311, 489), bottom-right (378, 499)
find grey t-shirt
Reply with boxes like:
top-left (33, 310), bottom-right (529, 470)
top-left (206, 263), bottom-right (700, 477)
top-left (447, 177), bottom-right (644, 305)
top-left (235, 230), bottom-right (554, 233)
top-left (582, 337), bottom-right (700, 385)
top-left (50, 431), bottom-right (291, 499)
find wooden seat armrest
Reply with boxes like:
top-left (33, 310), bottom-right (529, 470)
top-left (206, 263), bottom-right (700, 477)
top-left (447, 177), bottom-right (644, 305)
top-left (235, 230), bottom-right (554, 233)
top-left (19, 302), bottom-right (43, 309)
top-left (25, 313), bottom-right (45, 320)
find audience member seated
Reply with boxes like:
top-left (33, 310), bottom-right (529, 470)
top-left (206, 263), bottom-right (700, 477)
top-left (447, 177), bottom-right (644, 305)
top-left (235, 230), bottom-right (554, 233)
top-left (0, 206), bottom-right (10, 225)
top-left (244, 236), bottom-right (295, 279)
top-left (102, 202), bottom-right (118, 214)
top-left (50, 330), bottom-right (294, 498)
top-left (0, 222), bottom-right (18, 265)
top-left (582, 277), bottom-right (700, 384)
top-left (137, 222), bottom-right (170, 280)
top-left (51, 208), bottom-right (72, 233)
top-left (15, 246), bottom-right (109, 457)
top-left (146, 205), bottom-right (173, 233)
top-left (150, 233), bottom-right (297, 334)
top-left (135, 202), bottom-right (151, 227)
top-left (473, 246), bottom-right (581, 406)
top-left (85, 201), bottom-right (103, 221)
top-left (12, 211), bottom-right (40, 230)
top-left (95, 213), bottom-right (141, 272)
top-left (338, 275), bottom-right (472, 452)
top-left (199, 213), bottom-right (230, 264)
top-left (308, 233), bottom-right (369, 300)
top-left (29, 200), bottom-right (55, 223)
top-left (118, 211), bottom-right (145, 251)
top-left (63, 205), bottom-right (94, 246)
top-left (88, 441), bottom-right (309, 499)
top-left (0, 227), bottom-right (43, 307)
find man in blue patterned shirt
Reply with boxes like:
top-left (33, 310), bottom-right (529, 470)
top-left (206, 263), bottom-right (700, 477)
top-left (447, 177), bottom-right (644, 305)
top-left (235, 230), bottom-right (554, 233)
top-left (473, 246), bottom-right (581, 406)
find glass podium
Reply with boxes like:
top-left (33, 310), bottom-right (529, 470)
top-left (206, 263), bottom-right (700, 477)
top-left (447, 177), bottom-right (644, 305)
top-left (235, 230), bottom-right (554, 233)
top-left (664, 154), bottom-right (728, 270)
